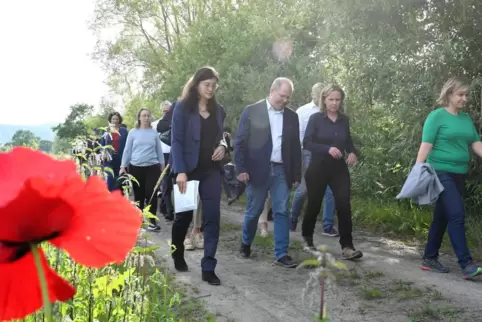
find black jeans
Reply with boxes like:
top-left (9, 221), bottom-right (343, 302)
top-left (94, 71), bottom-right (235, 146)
top-left (171, 169), bottom-right (222, 272)
top-left (301, 158), bottom-right (354, 249)
top-left (129, 164), bottom-right (161, 225)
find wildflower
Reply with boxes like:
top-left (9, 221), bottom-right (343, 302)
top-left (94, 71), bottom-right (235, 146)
top-left (0, 147), bottom-right (142, 321)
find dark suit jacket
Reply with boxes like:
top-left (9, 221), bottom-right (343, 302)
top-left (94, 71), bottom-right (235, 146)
top-left (156, 101), bottom-right (177, 134)
top-left (234, 99), bottom-right (302, 187)
top-left (171, 101), bottom-right (227, 174)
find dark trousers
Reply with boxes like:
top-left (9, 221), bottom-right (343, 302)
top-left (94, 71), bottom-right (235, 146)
top-left (160, 154), bottom-right (174, 215)
top-left (302, 158), bottom-right (354, 249)
top-left (129, 164), bottom-right (161, 224)
top-left (171, 169), bottom-right (222, 272)
top-left (105, 153), bottom-right (121, 191)
top-left (424, 171), bottom-right (472, 269)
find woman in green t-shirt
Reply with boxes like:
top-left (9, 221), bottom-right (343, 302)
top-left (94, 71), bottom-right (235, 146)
top-left (416, 76), bottom-right (482, 280)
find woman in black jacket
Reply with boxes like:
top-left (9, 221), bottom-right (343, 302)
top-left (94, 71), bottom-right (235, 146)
top-left (301, 84), bottom-right (363, 260)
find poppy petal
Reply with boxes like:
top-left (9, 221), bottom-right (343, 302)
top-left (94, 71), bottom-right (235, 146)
top-left (0, 178), bottom-right (74, 242)
top-left (0, 248), bottom-right (75, 321)
top-left (0, 147), bottom-right (77, 206)
top-left (50, 175), bottom-right (142, 267)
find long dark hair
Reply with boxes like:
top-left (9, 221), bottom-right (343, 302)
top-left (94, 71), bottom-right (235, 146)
top-left (180, 66), bottom-right (219, 114)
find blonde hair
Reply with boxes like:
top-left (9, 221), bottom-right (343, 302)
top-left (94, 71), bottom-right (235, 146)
top-left (135, 108), bottom-right (152, 128)
top-left (311, 82), bottom-right (324, 104)
top-left (180, 77), bottom-right (193, 100)
top-left (436, 76), bottom-right (470, 106)
top-left (319, 84), bottom-right (346, 113)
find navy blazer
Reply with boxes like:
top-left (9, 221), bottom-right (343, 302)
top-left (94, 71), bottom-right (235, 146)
top-left (100, 126), bottom-right (128, 160)
top-left (234, 99), bottom-right (302, 187)
top-left (171, 100), bottom-right (227, 174)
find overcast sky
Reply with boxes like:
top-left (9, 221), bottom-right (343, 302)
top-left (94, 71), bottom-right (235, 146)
top-left (0, 0), bottom-right (109, 125)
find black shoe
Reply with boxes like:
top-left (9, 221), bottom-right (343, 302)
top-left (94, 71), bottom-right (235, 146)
top-left (147, 223), bottom-right (161, 232)
top-left (173, 258), bottom-right (188, 272)
top-left (239, 243), bottom-right (251, 258)
top-left (202, 271), bottom-right (221, 285)
top-left (275, 255), bottom-right (297, 268)
top-left (164, 213), bottom-right (174, 221)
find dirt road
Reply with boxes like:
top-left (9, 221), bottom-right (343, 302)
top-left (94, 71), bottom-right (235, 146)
top-left (149, 202), bottom-right (482, 322)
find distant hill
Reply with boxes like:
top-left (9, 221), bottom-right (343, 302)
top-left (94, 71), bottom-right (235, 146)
top-left (0, 123), bottom-right (57, 144)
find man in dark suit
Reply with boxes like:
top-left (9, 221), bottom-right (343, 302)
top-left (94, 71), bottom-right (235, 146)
top-left (156, 100), bottom-right (177, 221)
top-left (234, 77), bottom-right (301, 268)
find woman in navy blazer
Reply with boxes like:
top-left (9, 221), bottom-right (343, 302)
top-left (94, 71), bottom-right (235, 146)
top-left (100, 112), bottom-right (128, 191)
top-left (171, 66), bottom-right (227, 286)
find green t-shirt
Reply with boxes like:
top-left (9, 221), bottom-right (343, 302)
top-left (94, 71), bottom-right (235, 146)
top-left (422, 107), bottom-right (480, 174)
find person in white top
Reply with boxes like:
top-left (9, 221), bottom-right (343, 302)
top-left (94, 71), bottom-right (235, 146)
top-left (289, 83), bottom-right (338, 237)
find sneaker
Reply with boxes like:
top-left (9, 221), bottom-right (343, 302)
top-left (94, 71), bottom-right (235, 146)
top-left (342, 247), bottom-right (363, 260)
top-left (303, 237), bottom-right (316, 252)
top-left (259, 223), bottom-right (268, 237)
top-left (462, 263), bottom-right (482, 280)
top-left (147, 223), bottom-right (161, 232)
top-left (322, 228), bottom-right (339, 237)
top-left (289, 219), bottom-right (298, 232)
top-left (239, 243), bottom-right (251, 258)
top-left (202, 271), bottom-right (221, 285)
top-left (275, 255), bottom-right (297, 268)
top-left (193, 233), bottom-right (204, 249)
top-left (420, 258), bottom-right (450, 273)
top-left (184, 237), bottom-right (195, 251)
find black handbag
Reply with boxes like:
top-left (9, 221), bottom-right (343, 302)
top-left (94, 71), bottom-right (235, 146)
top-left (160, 129), bottom-right (171, 145)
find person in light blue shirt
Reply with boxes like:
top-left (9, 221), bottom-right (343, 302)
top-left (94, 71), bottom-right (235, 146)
top-left (121, 108), bottom-right (164, 232)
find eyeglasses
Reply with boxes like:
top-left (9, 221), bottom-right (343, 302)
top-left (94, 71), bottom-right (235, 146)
top-left (201, 81), bottom-right (219, 90)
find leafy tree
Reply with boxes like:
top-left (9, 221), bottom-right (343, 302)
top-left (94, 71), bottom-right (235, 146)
top-left (91, 0), bottom-right (482, 213)
top-left (38, 140), bottom-right (53, 153)
top-left (84, 98), bottom-right (117, 130)
top-left (53, 103), bottom-right (94, 141)
top-left (10, 130), bottom-right (39, 148)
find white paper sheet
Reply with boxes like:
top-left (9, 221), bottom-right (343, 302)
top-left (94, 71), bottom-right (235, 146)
top-left (173, 180), bottom-right (199, 213)
top-left (161, 141), bottom-right (171, 153)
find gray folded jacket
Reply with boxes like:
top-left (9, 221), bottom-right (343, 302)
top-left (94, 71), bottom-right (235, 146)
top-left (396, 162), bottom-right (444, 205)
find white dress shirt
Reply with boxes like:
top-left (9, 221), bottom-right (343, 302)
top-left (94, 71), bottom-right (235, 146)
top-left (296, 101), bottom-right (319, 148)
top-left (267, 99), bottom-right (284, 163)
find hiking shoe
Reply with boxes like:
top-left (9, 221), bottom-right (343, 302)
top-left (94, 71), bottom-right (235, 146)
top-left (462, 263), bottom-right (482, 280)
top-left (342, 247), bottom-right (363, 260)
top-left (289, 219), bottom-right (298, 232)
top-left (184, 237), bottom-right (195, 251)
top-left (303, 237), bottom-right (316, 252)
top-left (239, 243), bottom-right (251, 258)
top-left (275, 255), bottom-right (297, 268)
top-left (420, 258), bottom-right (450, 273)
top-left (322, 228), bottom-right (339, 237)
top-left (147, 223), bottom-right (161, 232)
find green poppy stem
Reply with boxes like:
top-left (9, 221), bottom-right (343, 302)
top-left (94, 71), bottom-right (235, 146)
top-left (31, 244), bottom-right (53, 322)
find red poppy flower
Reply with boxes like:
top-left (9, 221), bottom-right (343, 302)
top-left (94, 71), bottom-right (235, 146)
top-left (0, 148), bottom-right (142, 321)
